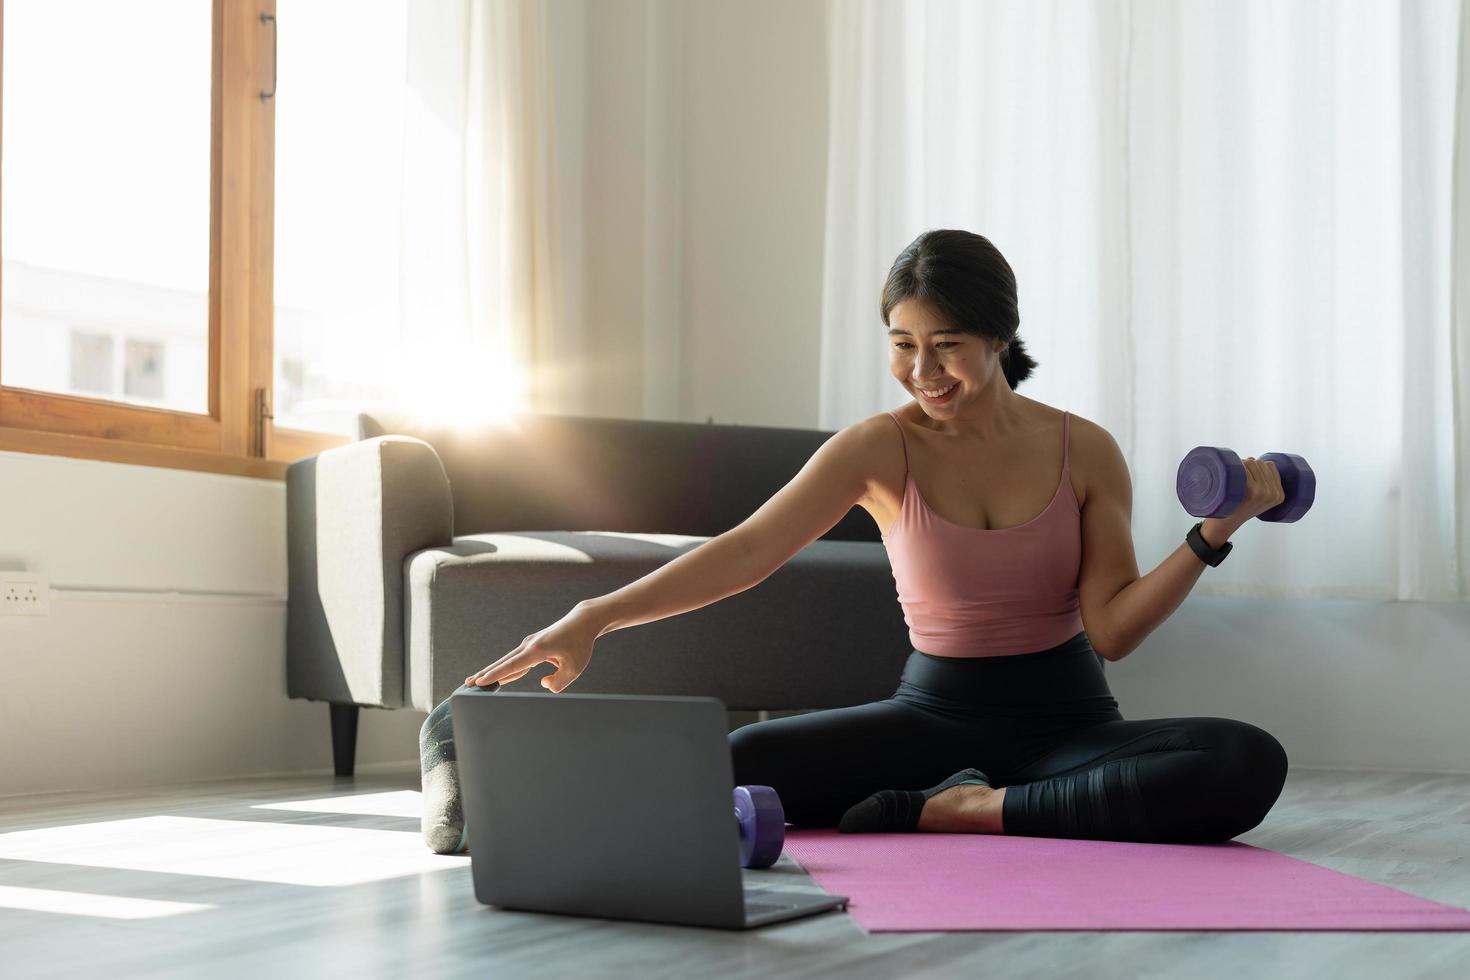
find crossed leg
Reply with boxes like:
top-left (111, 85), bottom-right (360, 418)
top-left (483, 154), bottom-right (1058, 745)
top-left (730, 700), bottom-right (1288, 845)
top-left (999, 716), bottom-right (1289, 843)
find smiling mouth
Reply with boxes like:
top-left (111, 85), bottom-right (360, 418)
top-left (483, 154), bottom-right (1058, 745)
top-left (915, 383), bottom-right (957, 396)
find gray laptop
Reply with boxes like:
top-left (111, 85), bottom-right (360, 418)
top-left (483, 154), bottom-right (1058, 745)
top-left (450, 687), bottom-right (849, 930)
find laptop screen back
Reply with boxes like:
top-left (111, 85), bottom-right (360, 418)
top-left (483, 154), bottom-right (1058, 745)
top-left (451, 691), bottom-right (747, 927)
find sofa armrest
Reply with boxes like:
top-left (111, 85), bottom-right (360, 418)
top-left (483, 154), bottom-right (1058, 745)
top-left (287, 435), bottom-right (454, 708)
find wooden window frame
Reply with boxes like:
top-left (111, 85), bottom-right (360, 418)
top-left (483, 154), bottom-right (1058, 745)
top-left (0, 0), bottom-right (349, 480)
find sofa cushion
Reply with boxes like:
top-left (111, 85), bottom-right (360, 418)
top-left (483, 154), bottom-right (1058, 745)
top-left (404, 530), bottom-right (912, 711)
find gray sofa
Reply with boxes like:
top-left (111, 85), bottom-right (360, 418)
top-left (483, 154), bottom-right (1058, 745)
top-left (286, 410), bottom-right (930, 776)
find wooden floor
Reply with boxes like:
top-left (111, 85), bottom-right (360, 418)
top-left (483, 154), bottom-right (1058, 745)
top-left (2, 764), bottom-right (1468, 980)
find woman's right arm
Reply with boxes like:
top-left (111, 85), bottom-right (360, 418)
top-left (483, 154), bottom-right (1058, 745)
top-left (579, 416), bottom-right (879, 637)
top-left (468, 417), bottom-right (880, 691)
top-left (575, 532), bottom-right (772, 638)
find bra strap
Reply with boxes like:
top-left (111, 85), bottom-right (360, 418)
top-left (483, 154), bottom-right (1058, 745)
top-left (884, 411), bottom-right (910, 475)
top-left (1062, 411), bottom-right (1071, 471)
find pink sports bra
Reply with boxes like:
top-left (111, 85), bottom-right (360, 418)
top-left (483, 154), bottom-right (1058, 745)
top-left (879, 410), bottom-right (1085, 658)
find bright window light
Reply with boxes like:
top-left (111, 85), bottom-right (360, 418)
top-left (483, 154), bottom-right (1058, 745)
top-left (0, 0), bottom-right (211, 413)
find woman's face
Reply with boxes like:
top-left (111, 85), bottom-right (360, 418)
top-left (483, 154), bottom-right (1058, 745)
top-left (887, 299), bottom-right (1006, 412)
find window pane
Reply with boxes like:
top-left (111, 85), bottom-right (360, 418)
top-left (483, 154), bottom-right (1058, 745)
top-left (0, 0), bottom-right (211, 414)
top-left (70, 331), bottom-right (114, 395)
top-left (272, 0), bottom-right (408, 437)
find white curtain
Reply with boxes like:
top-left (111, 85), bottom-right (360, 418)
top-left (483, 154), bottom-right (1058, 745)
top-left (394, 0), bottom-right (564, 421)
top-left (821, 0), bottom-right (1470, 601)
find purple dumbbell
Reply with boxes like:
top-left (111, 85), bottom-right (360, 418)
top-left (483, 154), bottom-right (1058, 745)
top-left (1176, 446), bottom-right (1316, 523)
top-left (734, 785), bottom-right (785, 869)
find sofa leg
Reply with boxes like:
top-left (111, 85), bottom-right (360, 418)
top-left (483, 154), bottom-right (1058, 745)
top-left (330, 703), bottom-right (360, 777)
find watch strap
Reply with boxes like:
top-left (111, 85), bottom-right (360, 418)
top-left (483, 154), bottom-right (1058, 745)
top-left (1186, 521), bottom-right (1233, 567)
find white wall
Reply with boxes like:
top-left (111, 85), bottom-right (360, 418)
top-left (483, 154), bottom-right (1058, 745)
top-left (677, 0), bottom-right (832, 429)
top-left (1103, 597), bottom-right (1470, 775)
top-left (0, 450), bottom-right (426, 797)
top-left (2, 0), bottom-right (1466, 798)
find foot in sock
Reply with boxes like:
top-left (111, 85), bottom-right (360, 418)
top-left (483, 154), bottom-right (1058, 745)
top-left (420, 692), bottom-right (470, 854)
top-left (837, 767), bottom-right (994, 834)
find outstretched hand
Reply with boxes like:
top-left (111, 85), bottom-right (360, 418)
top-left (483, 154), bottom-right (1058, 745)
top-left (464, 605), bottom-right (603, 694)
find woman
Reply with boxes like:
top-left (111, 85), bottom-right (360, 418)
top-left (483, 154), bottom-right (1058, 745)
top-left (424, 229), bottom-right (1289, 854)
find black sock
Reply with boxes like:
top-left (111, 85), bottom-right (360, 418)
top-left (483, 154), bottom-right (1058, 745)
top-left (837, 767), bottom-right (992, 834)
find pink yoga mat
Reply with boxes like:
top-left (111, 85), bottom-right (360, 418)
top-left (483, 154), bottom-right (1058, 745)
top-left (781, 829), bottom-right (1470, 933)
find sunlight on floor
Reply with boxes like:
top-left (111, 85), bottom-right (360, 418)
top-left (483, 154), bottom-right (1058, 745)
top-left (0, 815), bottom-right (462, 887)
top-left (252, 790), bottom-right (423, 818)
top-left (0, 884), bottom-right (214, 919)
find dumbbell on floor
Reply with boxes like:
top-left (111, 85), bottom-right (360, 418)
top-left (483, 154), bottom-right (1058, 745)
top-left (1176, 446), bottom-right (1316, 523)
top-left (734, 785), bottom-right (785, 868)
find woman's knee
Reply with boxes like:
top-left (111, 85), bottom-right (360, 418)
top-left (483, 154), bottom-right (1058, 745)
top-left (1204, 719), bottom-right (1289, 837)
top-left (727, 721), bottom-right (834, 827)
top-left (728, 720), bottom-right (787, 786)
top-left (1217, 721), bottom-right (1288, 790)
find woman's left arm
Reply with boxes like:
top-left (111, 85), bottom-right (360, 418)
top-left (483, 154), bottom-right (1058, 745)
top-left (1075, 421), bottom-right (1242, 662)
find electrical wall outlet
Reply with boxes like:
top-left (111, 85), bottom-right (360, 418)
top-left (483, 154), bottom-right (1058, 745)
top-left (0, 573), bottom-right (50, 616)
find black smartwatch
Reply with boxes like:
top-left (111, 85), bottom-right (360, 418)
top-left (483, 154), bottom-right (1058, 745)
top-left (1186, 521), bottom-right (1232, 567)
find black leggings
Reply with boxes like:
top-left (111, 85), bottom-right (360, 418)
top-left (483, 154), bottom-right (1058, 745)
top-left (729, 631), bottom-right (1289, 844)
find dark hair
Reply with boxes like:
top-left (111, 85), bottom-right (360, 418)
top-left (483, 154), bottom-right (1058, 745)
top-left (880, 229), bottom-right (1038, 390)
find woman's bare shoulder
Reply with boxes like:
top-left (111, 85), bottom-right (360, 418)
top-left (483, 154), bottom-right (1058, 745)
top-left (841, 411), bottom-right (907, 504)
top-left (849, 408), bottom-right (904, 440)
top-left (1065, 411), bottom-right (1121, 453)
top-left (1062, 412), bottom-right (1128, 506)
